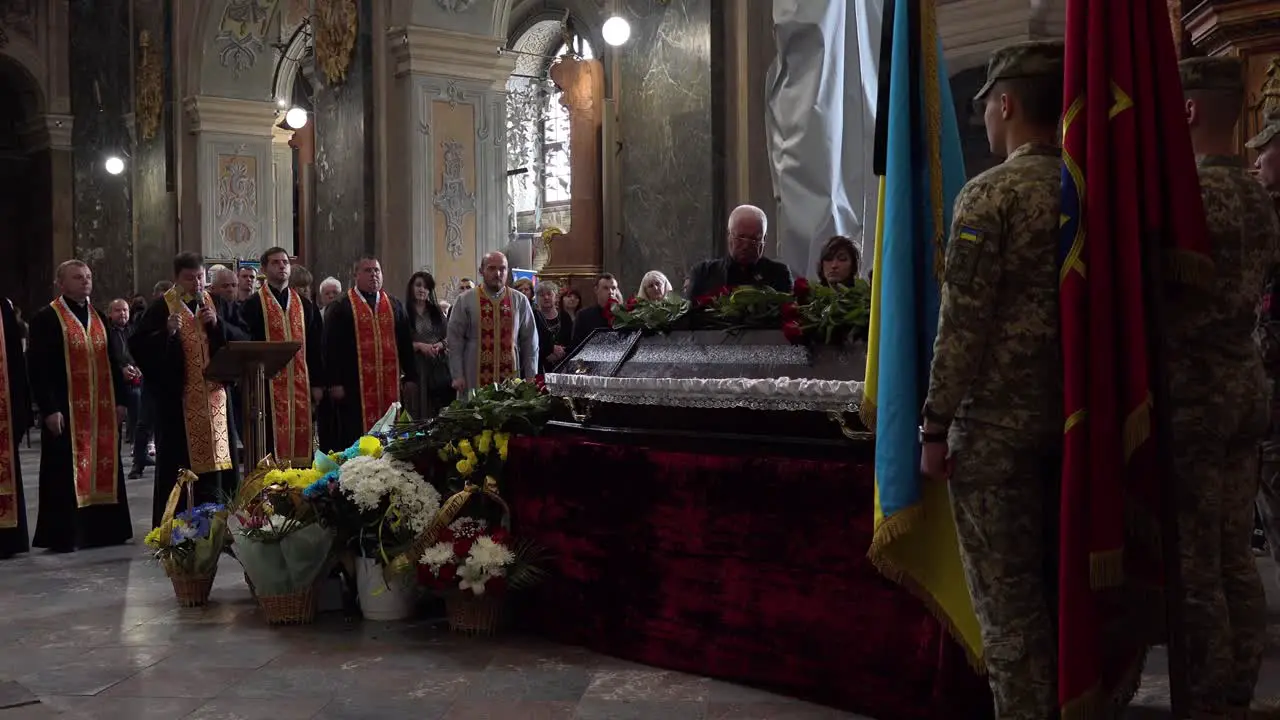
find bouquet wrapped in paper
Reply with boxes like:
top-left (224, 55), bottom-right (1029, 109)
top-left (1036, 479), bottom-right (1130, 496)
top-left (229, 458), bottom-right (336, 623)
top-left (145, 470), bottom-right (230, 606)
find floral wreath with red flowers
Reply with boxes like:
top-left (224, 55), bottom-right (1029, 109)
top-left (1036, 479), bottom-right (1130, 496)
top-left (417, 515), bottom-right (545, 596)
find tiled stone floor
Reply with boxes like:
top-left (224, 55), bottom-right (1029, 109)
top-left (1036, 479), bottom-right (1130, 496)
top-left (1, 436), bottom-right (1279, 719)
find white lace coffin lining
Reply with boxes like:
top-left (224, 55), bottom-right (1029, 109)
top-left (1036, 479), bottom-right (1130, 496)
top-left (544, 373), bottom-right (865, 413)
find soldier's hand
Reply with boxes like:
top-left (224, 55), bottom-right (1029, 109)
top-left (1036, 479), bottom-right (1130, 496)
top-left (920, 440), bottom-right (949, 482)
top-left (45, 412), bottom-right (64, 436)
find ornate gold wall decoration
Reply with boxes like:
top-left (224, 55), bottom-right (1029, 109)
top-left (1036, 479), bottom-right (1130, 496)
top-left (1256, 58), bottom-right (1280, 118)
top-left (314, 0), bottom-right (358, 86)
top-left (136, 30), bottom-right (163, 142)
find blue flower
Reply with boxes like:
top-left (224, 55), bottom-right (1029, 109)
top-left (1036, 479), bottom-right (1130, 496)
top-left (302, 471), bottom-right (340, 500)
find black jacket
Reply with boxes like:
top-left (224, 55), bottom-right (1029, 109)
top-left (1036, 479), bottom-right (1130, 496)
top-left (686, 256), bottom-right (793, 299)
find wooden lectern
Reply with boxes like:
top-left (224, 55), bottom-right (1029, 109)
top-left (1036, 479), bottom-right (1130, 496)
top-left (205, 341), bottom-right (302, 470)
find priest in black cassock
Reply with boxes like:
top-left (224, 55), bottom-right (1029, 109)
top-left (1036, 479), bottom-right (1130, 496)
top-left (131, 252), bottom-right (246, 526)
top-left (240, 247), bottom-right (324, 467)
top-left (0, 296), bottom-right (30, 559)
top-left (28, 260), bottom-right (133, 552)
top-left (322, 255), bottom-right (416, 452)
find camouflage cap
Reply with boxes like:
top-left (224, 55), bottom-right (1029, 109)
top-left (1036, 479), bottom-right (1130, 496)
top-left (1247, 111), bottom-right (1280, 150)
top-left (974, 40), bottom-right (1066, 102)
top-left (1178, 56), bottom-right (1244, 93)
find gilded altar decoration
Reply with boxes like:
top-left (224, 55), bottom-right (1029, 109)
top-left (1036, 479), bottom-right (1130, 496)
top-left (314, 0), bottom-right (358, 86)
top-left (532, 227), bottom-right (563, 272)
top-left (1256, 57), bottom-right (1280, 119)
top-left (136, 30), bottom-right (163, 142)
top-left (434, 140), bottom-right (476, 261)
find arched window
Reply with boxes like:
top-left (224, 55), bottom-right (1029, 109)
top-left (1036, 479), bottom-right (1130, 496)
top-left (505, 23), bottom-right (594, 235)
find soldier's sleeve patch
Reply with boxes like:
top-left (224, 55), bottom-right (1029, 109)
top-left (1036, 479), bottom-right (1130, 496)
top-left (946, 225), bottom-right (991, 286)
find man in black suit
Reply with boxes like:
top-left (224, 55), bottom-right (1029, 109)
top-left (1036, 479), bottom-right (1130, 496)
top-left (571, 273), bottom-right (623, 348)
top-left (686, 204), bottom-right (794, 299)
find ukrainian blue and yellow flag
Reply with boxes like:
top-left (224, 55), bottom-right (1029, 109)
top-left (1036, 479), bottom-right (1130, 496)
top-left (862, 0), bottom-right (983, 668)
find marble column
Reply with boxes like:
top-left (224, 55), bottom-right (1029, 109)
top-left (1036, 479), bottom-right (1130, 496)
top-left (183, 96), bottom-right (278, 263)
top-left (311, 0), bottom-right (374, 289)
top-left (69, 0), bottom-right (134, 304)
top-left (543, 57), bottom-right (604, 287)
top-left (132, 0), bottom-right (175, 289)
top-left (271, 125), bottom-right (296, 256)
top-left (385, 25), bottom-right (514, 300)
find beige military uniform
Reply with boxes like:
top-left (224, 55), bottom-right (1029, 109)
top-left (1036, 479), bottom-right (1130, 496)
top-left (922, 40), bottom-right (1065, 720)
top-left (1173, 56), bottom-right (1280, 716)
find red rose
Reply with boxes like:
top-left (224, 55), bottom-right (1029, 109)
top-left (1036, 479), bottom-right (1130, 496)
top-left (625, 297), bottom-right (638, 311)
top-left (453, 538), bottom-right (474, 557)
top-left (603, 303), bottom-right (616, 327)
top-left (694, 294), bottom-right (715, 307)
top-left (534, 374), bottom-right (547, 393)
top-left (793, 277), bottom-right (811, 301)
top-left (780, 302), bottom-right (800, 321)
top-left (782, 320), bottom-right (806, 344)
top-left (438, 564), bottom-right (457, 582)
top-left (489, 528), bottom-right (510, 546)
top-left (717, 285), bottom-right (736, 297)
top-left (438, 527), bottom-right (455, 542)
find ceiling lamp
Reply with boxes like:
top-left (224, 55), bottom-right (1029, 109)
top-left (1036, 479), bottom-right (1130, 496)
top-left (601, 16), bottom-right (630, 46)
top-left (104, 156), bottom-right (125, 175)
top-left (285, 107), bottom-right (309, 129)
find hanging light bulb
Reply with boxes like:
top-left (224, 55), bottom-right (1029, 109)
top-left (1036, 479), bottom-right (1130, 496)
top-left (601, 16), bottom-right (631, 46)
top-left (104, 156), bottom-right (125, 175)
top-left (285, 107), bottom-right (308, 129)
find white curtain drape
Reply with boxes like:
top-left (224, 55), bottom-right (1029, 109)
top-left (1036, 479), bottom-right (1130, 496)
top-left (765, 0), bottom-right (883, 279)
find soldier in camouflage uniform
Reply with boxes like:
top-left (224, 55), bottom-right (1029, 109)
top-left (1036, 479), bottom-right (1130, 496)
top-left (1174, 57), bottom-right (1280, 718)
top-left (919, 40), bottom-right (1065, 720)
top-left (1248, 112), bottom-right (1280, 574)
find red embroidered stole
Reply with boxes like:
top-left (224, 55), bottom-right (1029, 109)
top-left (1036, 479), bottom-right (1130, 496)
top-left (163, 289), bottom-right (232, 473)
top-left (260, 286), bottom-right (312, 466)
top-left (0, 309), bottom-right (15, 528)
top-left (50, 298), bottom-right (119, 508)
top-left (349, 288), bottom-right (400, 432)
top-left (476, 288), bottom-right (516, 386)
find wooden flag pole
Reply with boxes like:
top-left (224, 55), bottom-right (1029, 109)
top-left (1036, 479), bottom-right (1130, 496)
top-left (1140, 229), bottom-right (1190, 718)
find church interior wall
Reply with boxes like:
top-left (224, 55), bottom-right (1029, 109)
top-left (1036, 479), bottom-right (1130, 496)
top-left (69, 0), bottom-right (133, 308)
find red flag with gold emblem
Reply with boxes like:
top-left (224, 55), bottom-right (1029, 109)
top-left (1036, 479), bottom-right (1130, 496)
top-left (1058, 0), bottom-right (1210, 714)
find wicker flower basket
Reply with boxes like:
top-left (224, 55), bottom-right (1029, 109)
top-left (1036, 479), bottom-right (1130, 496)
top-left (444, 590), bottom-right (506, 635)
top-left (256, 587), bottom-right (317, 625)
top-left (169, 573), bottom-right (216, 607)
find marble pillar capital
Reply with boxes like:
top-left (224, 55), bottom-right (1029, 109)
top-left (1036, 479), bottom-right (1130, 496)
top-left (387, 25), bottom-right (515, 89)
top-left (183, 95), bottom-right (278, 137)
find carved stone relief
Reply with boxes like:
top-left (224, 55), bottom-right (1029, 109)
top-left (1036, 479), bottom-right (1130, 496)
top-left (436, 0), bottom-right (478, 12)
top-left (0, 0), bottom-right (34, 44)
top-left (314, 0), bottom-right (358, 86)
top-left (136, 30), bottom-right (163, 141)
top-left (433, 139), bottom-right (476, 261)
top-left (217, 154), bottom-right (259, 256)
top-left (216, 0), bottom-right (280, 77)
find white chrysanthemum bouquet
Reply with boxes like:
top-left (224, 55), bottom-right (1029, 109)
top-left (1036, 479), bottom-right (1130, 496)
top-left (418, 516), bottom-right (542, 596)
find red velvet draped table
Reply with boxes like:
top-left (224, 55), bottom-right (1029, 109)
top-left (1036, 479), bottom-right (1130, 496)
top-left (504, 430), bottom-right (991, 720)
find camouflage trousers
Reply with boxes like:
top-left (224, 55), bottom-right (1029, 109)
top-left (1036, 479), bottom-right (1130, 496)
top-left (1173, 411), bottom-right (1266, 714)
top-left (1256, 441), bottom-right (1280, 572)
top-left (948, 418), bottom-right (1059, 720)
